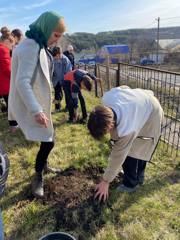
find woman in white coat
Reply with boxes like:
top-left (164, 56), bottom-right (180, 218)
top-left (8, 11), bottom-right (66, 198)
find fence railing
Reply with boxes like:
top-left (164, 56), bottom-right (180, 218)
top-left (94, 62), bottom-right (180, 156)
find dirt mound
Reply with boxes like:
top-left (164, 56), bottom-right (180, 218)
top-left (44, 167), bottom-right (101, 207)
top-left (43, 167), bottom-right (119, 240)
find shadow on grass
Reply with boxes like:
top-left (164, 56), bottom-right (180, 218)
top-left (53, 116), bottom-right (67, 128)
top-left (0, 125), bottom-right (37, 155)
top-left (1, 180), bottom-right (34, 212)
top-left (5, 167), bottom-right (180, 240)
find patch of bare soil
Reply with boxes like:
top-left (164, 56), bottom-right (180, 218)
top-left (43, 167), bottom-right (120, 240)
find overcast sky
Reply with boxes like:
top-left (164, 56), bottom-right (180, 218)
top-left (1, 0), bottom-right (180, 34)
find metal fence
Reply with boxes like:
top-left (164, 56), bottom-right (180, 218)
top-left (94, 62), bottom-right (180, 156)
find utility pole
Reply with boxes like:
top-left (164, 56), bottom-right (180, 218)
top-left (156, 17), bottom-right (160, 64)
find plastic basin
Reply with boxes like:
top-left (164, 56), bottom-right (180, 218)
top-left (39, 232), bottom-right (76, 240)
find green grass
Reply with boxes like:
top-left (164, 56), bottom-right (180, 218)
top-left (0, 91), bottom-right (180, 240)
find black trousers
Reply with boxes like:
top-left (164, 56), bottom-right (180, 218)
top-left (63, 81), bottom-right (74, 120)
top-left (54, 83), bottom-right (63, 110)
top-left (122, 156), bottom-right (147, 188)
top-left (54, 83), bottom-right (63, 101)
top-left (63, 81), bottom-right (87, 121)
top-left (62, 85), bottom-right (68, 109)
top-left (35, 141), bottom-right (54, 173)
top-left (0, 95), bottom-right (18, 126)
top-left (78, 91), bottom-right (87, 119)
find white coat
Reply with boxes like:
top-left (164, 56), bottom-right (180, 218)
top-left (102, 87), bottom-right (164, 183)
top-left (8, 38), bottom-right (54, 142)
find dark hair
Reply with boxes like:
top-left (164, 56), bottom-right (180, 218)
top-left (52, 46), bottom-right (62, 56)
top-left (82, 75), bottom-right (92, 91)
top-left (11, 29), bottom-right (23, 39)
top-left (88, 106), bottom-right (114, 140)
top-left (0, 26), bottom-right (14, 43)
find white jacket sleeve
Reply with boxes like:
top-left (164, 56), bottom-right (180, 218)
top-left (15, 42), bottom-right (43, 115)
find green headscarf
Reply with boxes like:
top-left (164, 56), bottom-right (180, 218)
top-left (25, 11), bottom-right (63, 49)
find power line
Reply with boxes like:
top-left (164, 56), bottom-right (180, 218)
top-left (161, 21), bottom-right (180, 24)
top-left (161, 16), bottom-right (180, 20)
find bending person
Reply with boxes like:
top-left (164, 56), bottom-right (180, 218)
top-left (64, 69), bottom-right (97, 123)
top-left (88, 86), bottom-right (164, 201)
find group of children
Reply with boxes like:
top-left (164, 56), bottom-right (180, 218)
top-left (51, 45), bottom-right (97, 123)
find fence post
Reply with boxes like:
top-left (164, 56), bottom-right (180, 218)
top-left (116, 63), bottom-right (120, 86)
top-left (106, 55), bottom-right (111, 90)
top-left (94, 64), bottom-right (98, 97)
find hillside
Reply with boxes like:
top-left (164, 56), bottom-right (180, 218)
top-left (66, 26), bottom-right (180, 52)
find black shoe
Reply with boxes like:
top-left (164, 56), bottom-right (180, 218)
top-left (78, 118), bottom-right (87, 124)
top-left (116, 184), bottom-right (139, 193)
top-left (138, 177), bottom-right (144, 185)
top-left (55, 103), bottom-right (61, 111)
top-left (66, 119), bottom-right (74, 124)
top-left (118, 169), bottom-right (124, 178)
top-left (139, 181), bottom-right (144, 185)
top-left (67, 118), bottom-right (78, 123)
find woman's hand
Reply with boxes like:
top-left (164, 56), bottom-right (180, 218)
top-left (94, 180), bottom-right (109, 202)
top-left (35, 112), bottom-right (49, 127)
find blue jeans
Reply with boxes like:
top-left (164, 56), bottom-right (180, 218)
top-left (0, 210), bottom-right (4, 240)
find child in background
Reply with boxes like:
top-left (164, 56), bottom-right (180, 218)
top-left (52, 46), bottom-right (72, 112)
top-left (63, 44), bottom-right (75, 69)
top-left (11, 29), bottom-right (23, 47)
top-left (64, 69), bottom-right (97, 123)
top-left (0, 26), bottom-right (18, 132)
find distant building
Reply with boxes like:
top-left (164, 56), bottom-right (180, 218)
top-left (97, 44), bottom-right (129, 64)
top-left (98, 45), bottom-right (129, 55)
top-left (158, 39), bottom-right (180, 50)
top-left (149, 50), bottom-right (167, 64)
top-left (148, 39), bottom-right (180, 64)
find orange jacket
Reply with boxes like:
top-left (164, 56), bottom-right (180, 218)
top-left (64, 69), bottom-right (76, 83)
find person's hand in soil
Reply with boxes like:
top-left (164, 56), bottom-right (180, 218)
top-left (94, 180), bottom-right (109, 202)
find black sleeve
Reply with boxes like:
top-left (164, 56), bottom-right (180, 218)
top-left (87, 72), bottom-right (96, 81)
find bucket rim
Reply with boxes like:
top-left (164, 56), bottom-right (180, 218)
top-left (39, 231), bottom-right (76, 240)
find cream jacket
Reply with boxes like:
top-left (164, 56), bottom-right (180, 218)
top-left (102, 88), bottom-right (164, 183)
top-left (8, 39), bottom-right (54, 142)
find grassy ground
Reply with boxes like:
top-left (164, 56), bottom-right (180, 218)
top-left (0, 91), bottom-right (180, 240)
